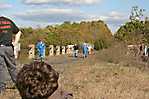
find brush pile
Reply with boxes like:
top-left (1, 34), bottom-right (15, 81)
top-left (16, 61), bottom-right (59, 99)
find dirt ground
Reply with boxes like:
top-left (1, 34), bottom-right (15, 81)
top-left (1, 44), bottom-right (149, 99)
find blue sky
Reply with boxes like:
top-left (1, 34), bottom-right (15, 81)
top-left (0, 0), bottom-right (149, 33)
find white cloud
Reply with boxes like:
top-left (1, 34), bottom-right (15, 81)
top-left (99, 11), bottom-right (128, 25)
top-left (15, 8), bottom-right (91, 23)
top-left (92, 11), bottom-right (128, 33)
top-left (80, 11), bottom-right (128, 33)
top-left (0, 3), bottom-right (12, 9)
top-left (24, 0), bottom-right (101, 5)
top-left (15, 9), bottom-right (127, 33)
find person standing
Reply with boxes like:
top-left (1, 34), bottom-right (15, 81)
top-left (138, 44), bottom-right (143, 56)
top-left (0, 16), bottom-right (22, 94)
top-left (36, 39), bottom-right (46, 60)
top-left (82, 43), bottom-right (88, 58)
top-left (73, 44), bottom-right (79, 58)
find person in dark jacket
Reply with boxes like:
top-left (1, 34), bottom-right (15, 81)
top-left (0, 16), bottom-right (21, 94)
top-left (73, 44), bottom-right (79, 58)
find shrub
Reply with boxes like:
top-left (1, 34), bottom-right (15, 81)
top-left (94, 39), bottom-right (108, 50)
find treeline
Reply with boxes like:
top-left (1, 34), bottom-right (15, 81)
top-left (114, 6), bottom-right (149, 44)
top-left (115, 18), bottom-right (149, 44)
top-left (20, 20), bottom-right (113, 50)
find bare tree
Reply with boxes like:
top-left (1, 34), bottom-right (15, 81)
top-left (129, 6), bottom-right (145, 22)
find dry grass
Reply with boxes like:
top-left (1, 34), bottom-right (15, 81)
top-left (1, 43), bottom-right (149, 99)
top-left (58, 61), bottom-right (149, 99)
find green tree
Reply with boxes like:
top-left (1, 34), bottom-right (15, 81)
top-left (115, 6), bottom-right (146, 44)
